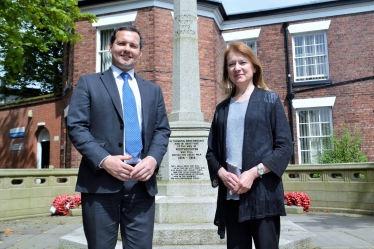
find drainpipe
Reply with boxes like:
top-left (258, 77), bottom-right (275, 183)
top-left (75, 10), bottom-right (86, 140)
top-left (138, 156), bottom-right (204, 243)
top-left (283, 22), bottom-right (296, 164)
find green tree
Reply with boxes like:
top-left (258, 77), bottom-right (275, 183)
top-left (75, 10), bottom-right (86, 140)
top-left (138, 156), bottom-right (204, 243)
top-left (0, 0), bottom-right (96, 96)
top-left (318, 125), bottom-right (368, 163)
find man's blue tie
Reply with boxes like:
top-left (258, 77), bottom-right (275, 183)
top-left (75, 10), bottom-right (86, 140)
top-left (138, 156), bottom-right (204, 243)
top-left (121, 72), bottom-right (143, 157)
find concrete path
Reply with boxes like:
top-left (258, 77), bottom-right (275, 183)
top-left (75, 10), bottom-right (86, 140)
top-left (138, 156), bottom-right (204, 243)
top-left (0, 212), bottom-right (373, 249)
top-left (285, 212), bottom-right (374, 249)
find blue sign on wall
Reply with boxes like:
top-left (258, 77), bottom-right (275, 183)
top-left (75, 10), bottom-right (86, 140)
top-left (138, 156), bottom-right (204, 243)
top-left (10, 127), bottom-right (25, 138)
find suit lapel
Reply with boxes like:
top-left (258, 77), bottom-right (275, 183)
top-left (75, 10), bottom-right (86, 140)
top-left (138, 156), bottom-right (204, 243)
top-left (100, 69), bottom-right (124, 121)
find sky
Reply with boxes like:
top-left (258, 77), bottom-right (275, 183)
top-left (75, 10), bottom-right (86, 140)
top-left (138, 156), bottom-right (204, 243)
top-left (221, 0), bottom-right (335, 14)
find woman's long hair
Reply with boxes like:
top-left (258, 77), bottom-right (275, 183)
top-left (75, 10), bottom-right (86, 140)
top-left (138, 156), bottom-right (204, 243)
top-left (220, 42), bottom-right (269, 99)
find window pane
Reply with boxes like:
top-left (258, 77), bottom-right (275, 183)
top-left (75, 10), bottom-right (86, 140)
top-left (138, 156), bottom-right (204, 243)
top-left (100, 29), bottom-right (114, 72)
top-left (321, 123), bottom-right (331, 136)
top-left (301, 151), bottom-right (310, 164)
top-left (300, 137), bottom-right (310, 150)
top-left (294, 36), bottom-right (303, 46)
top-left (293, 33), bottom-right (328, 81)
top-left (305, 44), bottom-right (314, 56)
top-left (297, 108), bottom-right (333, 164)
top-left (295, 58), bottom-right (305, 67)
top-left (244, 40), bottom-right (257, 55)
top-left (299, 111), bottom-right (309, 123)
top-left (315, 34), bottom-right (324, 45)
top-left (311, 137), bottom-right (322, 151)
top-left (320, 109), bottom-right (330, 122)
top-left (309, 110), bottom-right (318, 122)
top-left (245, 41), bottom-right (254, 48)
top-left (305, 35), bottom-right (313, 46)
top-left (295, 47), bottom-right (303, 56)
top-left (300, 124), bottom-right (309, 136)
top-left (101, 51), bottom-right (112, 72)
top-left (316, 44), bottom-right (325, 55)
top-left (310, 124), bottom-right (320, 136)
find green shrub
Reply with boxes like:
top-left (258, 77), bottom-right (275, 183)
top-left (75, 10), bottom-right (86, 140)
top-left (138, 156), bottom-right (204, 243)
top-left (318, 125), bottom-right (368, 163)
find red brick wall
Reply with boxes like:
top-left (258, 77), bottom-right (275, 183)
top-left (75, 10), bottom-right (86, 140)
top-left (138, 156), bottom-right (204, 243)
top-left (64, 7), bottom-right (224, 168)
top-left (222, 12), bottom-right (374, 163)
top-left (198, 15), bottom-right (226, 123)
top-left (0, 98), bottom-right (62, 169)
top-left (64, 7), bottom-right (374, 167)
top-left (288, 13), bottom-right (374, 163)
top-left (63, 19), bottom-right (97, 168)
top-left (149, 8), bottom-right (173, 115)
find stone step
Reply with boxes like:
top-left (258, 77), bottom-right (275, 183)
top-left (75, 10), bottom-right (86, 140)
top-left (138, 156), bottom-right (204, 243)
top-left (60, 220), bottom-right (316, 249)
top-left (155, 195), bottom-right (216, 223)
top-left (153, 246), bottom-right (226, 249)
top-left (153, 223), bottom-right (225, 245)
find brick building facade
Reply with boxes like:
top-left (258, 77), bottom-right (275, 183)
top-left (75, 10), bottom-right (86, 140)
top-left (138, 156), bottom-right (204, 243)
top-left (1, 0), bottom-right (373, 168)
top-left (0, 96), bottom-right (62, 168)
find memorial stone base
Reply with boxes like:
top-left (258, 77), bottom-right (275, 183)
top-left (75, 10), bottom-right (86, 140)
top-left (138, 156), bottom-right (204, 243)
top-left (152, 121), bottom-right (225, 247)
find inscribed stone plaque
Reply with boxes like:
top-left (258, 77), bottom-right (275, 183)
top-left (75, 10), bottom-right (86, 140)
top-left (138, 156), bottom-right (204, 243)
top-left (158, 137), bottom-right (209, 180)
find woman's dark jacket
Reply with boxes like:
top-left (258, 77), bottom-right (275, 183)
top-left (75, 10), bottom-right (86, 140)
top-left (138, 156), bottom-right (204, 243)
top-left (206, 87), bottom-right (293, 239)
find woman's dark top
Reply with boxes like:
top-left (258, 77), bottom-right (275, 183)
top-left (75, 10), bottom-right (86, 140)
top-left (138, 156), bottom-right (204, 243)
top-left (206, 87), bottom-right (293, 239)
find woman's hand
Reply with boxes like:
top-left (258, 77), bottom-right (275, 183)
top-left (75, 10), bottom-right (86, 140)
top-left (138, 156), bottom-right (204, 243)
top-left (231, 167), bottom-right (257, 194)
top-left (233, 163), bottom-right (270, 194)
top-left (217, 167), bottom-right (240, 191)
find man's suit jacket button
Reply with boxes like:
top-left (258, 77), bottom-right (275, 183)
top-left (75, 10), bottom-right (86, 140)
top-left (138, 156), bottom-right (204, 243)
top-left (120, 124), bottom-right (124, 130)
top-left (119, 143), bottom-right (123, 147)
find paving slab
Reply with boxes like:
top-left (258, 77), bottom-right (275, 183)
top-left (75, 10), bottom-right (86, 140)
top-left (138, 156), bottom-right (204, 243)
top-left (59, 219), bottom-right (315, 249)
top-left (0, 215), bottom-right (82, 249)
top-left (1, 212), bottom-right (374, 249)
top-left (284, 212), bottom-right (374, 249)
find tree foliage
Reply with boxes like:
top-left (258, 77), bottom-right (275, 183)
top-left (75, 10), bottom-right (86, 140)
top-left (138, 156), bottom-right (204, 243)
top-left (0, 0), bottom-right (96, 96)
top-left (318, 125), bottom-right (368, 163)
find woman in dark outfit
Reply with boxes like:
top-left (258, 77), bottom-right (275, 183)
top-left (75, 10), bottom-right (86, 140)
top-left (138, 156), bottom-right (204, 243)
top-left (206, 42), bottom-right (293, 249)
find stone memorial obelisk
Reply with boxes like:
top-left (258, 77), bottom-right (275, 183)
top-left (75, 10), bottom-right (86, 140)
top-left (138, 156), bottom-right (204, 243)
top-left (157, 0), bottom-right (211, 182)
top-left (152, 0), bottom-right (224, 247)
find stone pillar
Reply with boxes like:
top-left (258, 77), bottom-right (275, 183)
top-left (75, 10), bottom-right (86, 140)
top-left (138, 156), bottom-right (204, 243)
top-left (153, 0), bottom-right (224, 247)
top-left (169, 0), bottom-right (204, 122)
top-left (158, 0), bottom-right (211, 183)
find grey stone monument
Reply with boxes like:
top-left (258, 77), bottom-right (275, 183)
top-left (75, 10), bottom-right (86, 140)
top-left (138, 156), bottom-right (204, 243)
top-left (157, 0), bottom-right (211, 182)
top-left (153, 0), bottom-right (223, 247)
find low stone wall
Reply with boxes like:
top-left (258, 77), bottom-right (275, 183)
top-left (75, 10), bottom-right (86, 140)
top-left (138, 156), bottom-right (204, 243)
top-left (0, 169), bottom-right (78, 221)
top-left (1, 163), bottom-right (373, 221)
top-left (283, 162), bottom-right (374, 215)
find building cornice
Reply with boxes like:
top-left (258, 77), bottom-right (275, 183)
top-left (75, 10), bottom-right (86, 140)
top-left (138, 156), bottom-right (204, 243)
top-left (78, 0), bottom-right (374, 31)
top-left (0, 94), bottom-right (62, 110)
top-left (221, 0), bottom-right (374, 30)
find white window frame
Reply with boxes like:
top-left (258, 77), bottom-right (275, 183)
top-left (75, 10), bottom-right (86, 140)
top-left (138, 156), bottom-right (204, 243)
top-left (222, 29), bottom-right (261, 55)
top-left (92, 12), bottom-right (138, 72)
top-left (289, 21), bottom-right (331, 83)
top-left (97, 28), bottom-right (115, 72)
top-left (293, 97), bottom-right (335, 164)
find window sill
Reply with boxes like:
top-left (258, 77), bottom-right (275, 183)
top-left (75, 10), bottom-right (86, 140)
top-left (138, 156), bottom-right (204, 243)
top-left (293, 79), bottom-right (332, 87)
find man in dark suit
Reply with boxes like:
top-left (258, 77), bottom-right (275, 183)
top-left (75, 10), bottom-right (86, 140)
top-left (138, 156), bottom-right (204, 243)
top-left (67, 26), bottom-right (170, 249)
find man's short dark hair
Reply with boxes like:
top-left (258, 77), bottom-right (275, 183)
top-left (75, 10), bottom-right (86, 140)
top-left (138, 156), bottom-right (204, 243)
top-left (110, 25), bottom-right (143, 49)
